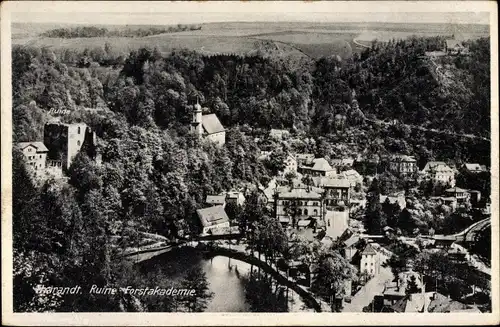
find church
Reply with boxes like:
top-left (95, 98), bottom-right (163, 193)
top-left (191, 102), bottom-right (226, 146)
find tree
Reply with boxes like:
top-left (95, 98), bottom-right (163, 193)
top-left (406, 275), bottom-right (421, 294)
top-left (311, 251), bottom-right (357, 311)
top-left (179, 267), bottom-right (213, 312)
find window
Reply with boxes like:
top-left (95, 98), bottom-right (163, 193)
top-left (77, 140), bottom-right (81, 146)
top-left (78, 127), bottom-right (81, 134)
top-left (40, 155), bottom-right (42, 158)
top-left (304, 209), bottom-right (308, 216)
top-left (365, 263), bottom-right (368, 266)
top-left (313, 209), bottom-right (318, 216)
top-left (297, 209), bottom-right (302, 215)
top-left (28, 148), bottom-right (31, 152)
top-left (371, 263), bottom-right (374, 266)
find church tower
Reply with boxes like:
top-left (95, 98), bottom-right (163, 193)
top-left (191, 100), bottom-right (203, 137)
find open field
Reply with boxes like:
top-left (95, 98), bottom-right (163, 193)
top-left (12, 21), bottom-right (489, 60)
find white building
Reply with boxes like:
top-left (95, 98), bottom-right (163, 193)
top-left (360, 243), bottom-right (381, 276)
top-left (421, 161), bottom-right (456, 186)
top-left (324, 209), bottom-right (349, 241)
top-left (191, 103), bottom-right (225, 146)
top-left (16, 142), bottom-right (48, 180)
top-left (196, 205), bottom-right (230, 235)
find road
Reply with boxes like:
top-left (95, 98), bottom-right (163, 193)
top-left (364, 118), bottom-right (490, 142)
top-left (342, 265), bottom-right (393, 312)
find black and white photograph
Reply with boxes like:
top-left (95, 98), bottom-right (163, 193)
top-left (1, 1), bottom-right (498, 325)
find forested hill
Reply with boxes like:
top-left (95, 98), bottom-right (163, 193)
top-left (40, 25), bottom-right (203, 38)
top-left (12, 36), bottom-right (490, 156)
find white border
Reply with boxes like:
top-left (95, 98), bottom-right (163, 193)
top-left (1, 1), bottom-right (498, 326)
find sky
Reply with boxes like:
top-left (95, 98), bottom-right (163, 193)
top-left (9, 1), bottom-right (492, 26)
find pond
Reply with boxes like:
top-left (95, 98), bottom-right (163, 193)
top-left (137, 247), bottom-right (251, 312)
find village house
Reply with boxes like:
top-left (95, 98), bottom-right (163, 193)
top-left (330, 157), bottom-right (355, 170)
top-left (196, 205), bottom-right (230, 235)
top-left (269, 128), bottom-right (290, 140)
top-left (317, 178), bottom-right (351, 208)
top-left (225, 191), bottom-right (246, 206)
top-left (274, 187), bottom-right (323, 225)
top-left (390, 291), bottom-right (480, 313)
top-left (444, 187), bottom-right (470, 204)
top-left (445, 39), bottom-right (468, 55)
top-left (15, 141), bottom-right (48, 180)
top-left (298, 158), bottom-right (336, 177)
top-left (205, 194), bottom-right (226, 207)
top-left (282, 154), bottom-right (298, 176)
top-left (421, 161), bottom-right (456, 186)
top-left (191, 102), bottom-right (226, 146)
top-left (360, 243), bottom-right (381, 276)
top-left (387, 154), bottom-right (418, 176)
top-left (462, 163), bottom-right (488, 174)
top-left (295, 153), bottom-right (315, 166)
top-left (339, 169), bottom-right (363, 187)
top-left (324, 209), bottom-right (349, 241)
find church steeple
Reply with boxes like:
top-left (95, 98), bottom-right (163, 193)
top-left (191, 97), bottom-right (203, 136)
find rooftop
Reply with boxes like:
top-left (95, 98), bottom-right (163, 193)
top-left (205, 195), bottom-right (226, 205)
top-left (277, 187), bottom-right (322, 200)
top-left (202, 114), bottom-right (225, 135)
top-left (16, 141), bottom-right (49, 152)
top-left (445, 187), bottom-right (467, 193)
top-left (310, 158), bottom-right (334, 172)
top-left (362, 243), bottom-right (377, 255)
top-left (391, 154), bottom-right (416, 162)
top-left (196, 205), bottom-right (229, 227)
top-left (321, 178), bottom-right (351, 188)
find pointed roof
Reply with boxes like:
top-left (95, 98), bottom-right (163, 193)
top-left (202, 114), bottom-right (225, 135)
top-left (311, 158), bottom-right (333, 171)
top-left (362, 243), bottom-right (377, 255)
top-left (16, 141), bottom-right (49, 152)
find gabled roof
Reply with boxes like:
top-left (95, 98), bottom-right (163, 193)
top-left (464, 163), bottom-right (487, 172)
top-left (196, 205), bottom-right (229, 227)
top-left (205, 195), bottom-right (226, 205)
top-left (331, 158), bottom-right (354, 166)
top-left (422, 161), bottom-right (448, 171)
top-left (321, 178), bottom-right (351, 188)
top-left (202, 114), bottom-right (225, 135)
top-left (362, 243), bottom-right (377, 255)
top-left (391, 154), bottom-right (416, 162)
top-left (311, 158), bottom-right (333, 171)
top-left (344, 235), bottom-right (360, 248)
top-left (16, 141), bottom-right (49, 152)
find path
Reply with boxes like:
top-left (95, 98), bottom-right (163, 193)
top-left (364, 118), bottom-right (490, 142)
top-left (353, 38), bottom-right (371, 49)
top-left (342, 265), bottom-right (393, 312)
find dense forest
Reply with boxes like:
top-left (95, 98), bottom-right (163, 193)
top-left (12, 35), bottom-right (490, 312)
top-left (40, 25), bottom-right (203, 38)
